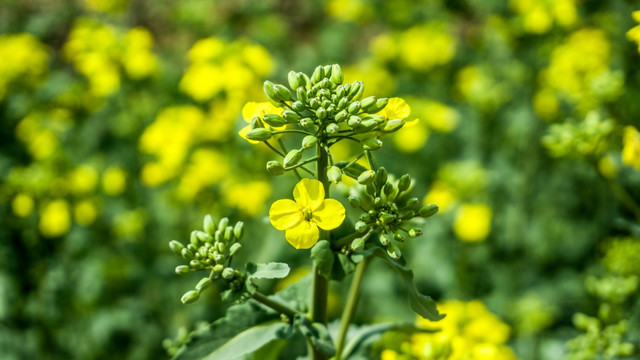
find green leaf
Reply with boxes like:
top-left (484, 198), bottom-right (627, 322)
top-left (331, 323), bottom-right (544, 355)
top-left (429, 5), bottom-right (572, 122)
top-left (311, 240), bottom-right (334, 280)
top-left (246, 262), bottom-right (290, 279)
top-left (372, 248), bottom-right (445, 321)
top-left (173, 302), bottom-right (285, 360)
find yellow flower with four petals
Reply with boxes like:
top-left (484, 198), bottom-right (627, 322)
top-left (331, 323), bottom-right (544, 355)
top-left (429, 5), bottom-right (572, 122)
top-left (269, 178), bottom-right (346, 249)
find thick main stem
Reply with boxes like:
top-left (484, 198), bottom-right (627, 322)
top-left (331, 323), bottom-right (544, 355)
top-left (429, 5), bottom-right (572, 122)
top-left (334, 257), bottom-right (370, 360)
top-left (309, 142), bottom-right (330, 360)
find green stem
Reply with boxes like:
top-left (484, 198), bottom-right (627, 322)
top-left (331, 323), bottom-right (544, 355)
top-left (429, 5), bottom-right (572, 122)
top-left (335, 256), bottom-right (370, 360)
top-left (285, 156), bottom-right (319, 170)
top-left (251, 291), bottom-right (299, 319)
top-left (309, 142), bottom-right (330, 360)
top-left (272, 129), bottom-right (313, 136)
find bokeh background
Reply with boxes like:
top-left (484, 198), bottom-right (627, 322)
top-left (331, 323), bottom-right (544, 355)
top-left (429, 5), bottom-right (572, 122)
top-left (2, 0), bottom-right (640, 359)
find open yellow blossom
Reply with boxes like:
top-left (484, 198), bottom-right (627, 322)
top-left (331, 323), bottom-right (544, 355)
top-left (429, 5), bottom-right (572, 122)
top-left (622, 125), bottom-right (640, 169)
top-left (269, 178), bottom-right (345, 249)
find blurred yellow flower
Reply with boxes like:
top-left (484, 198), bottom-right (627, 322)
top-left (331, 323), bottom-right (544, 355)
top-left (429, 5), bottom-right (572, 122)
top-left (510, 0), bottom-right (578, 34)
top-left (69, 165), bottom-right (99, 195)
top-left (598, 154), bottom-right (619, 179)
top-left (239, 101), bottom-right (285, 143)
top-left (325, 0), bottom-right (372, 23)
top-left (102, 166), bottom-right (127, 196)
top-left (74, 199), bottom-right (99, 226)
top-left (628, 11), bottom-right (640, 53)
top-left (424, 181), bottom-right (457, 213)
top-left (453, 203), bottom-right (492, 243)
top-left (12, 193), bottom-right (35, 217)
top-left (269, 179), bottom-right (345, 249)
top-left (176, 149), bottom-right (231, 200)
top-left (83, 0), bottom-right (127, 14)
top-left (39, 199), bottom-right (71, 237)
top-left (376, 97), bottom-right (410, 120)
top-left (224, 181), bottom-right (272, 216)
top-left (622, 126), bottom-right (640, 169)
top-left (398, 23), bottom-right (456, 72)
top-left (0, 33), bottom-right (49, 99)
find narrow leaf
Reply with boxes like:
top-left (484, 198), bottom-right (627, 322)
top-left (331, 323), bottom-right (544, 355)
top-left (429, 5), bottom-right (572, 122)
top-left (203, 321), bottom-right (288, 360)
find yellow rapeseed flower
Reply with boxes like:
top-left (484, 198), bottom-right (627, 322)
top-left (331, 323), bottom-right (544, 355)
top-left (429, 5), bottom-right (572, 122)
top-left (102, 166), bottom-right (127, 196)
top-left (453, 203), bottom-right (492, 243)
top-left (12, 193), bottom-right (35, 217)
top-left (269, 179), bottom-right (346, 249)
top-left (39, 199), bottom-right (71, 237)
top-left (622, 125), bottom-right (640, 169)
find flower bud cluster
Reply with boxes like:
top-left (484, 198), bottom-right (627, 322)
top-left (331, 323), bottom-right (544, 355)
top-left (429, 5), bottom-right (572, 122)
top-left (347, 167), bottom-right (438, 260)
top-left (169, 215), bottom-right (246, 304)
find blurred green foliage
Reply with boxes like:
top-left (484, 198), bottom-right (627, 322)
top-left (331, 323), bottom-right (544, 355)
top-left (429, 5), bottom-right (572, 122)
top-left (2, 0), bottom-right (640, 359)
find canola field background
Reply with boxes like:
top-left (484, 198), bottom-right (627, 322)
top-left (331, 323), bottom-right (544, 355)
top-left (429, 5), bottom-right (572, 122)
top-left (1, 0), bottom-right (640, 359)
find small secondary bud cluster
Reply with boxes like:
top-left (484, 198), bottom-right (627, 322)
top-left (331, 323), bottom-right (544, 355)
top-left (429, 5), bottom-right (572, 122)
top-left (347, 167), bottom-right (438, 260)
top-left (169, 215), bottom-right (245, 304)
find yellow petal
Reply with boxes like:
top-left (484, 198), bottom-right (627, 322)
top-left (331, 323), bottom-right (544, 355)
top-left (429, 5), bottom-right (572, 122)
top-left (242, 102), bottom-right (258, 122)
top-left (293, 178), bottom-right (325, 210)
top-left (312, 198), bottom-right (346, 230)
top-left (377, 97), bottom-right (411, 120)
top-left (285, 220), bottom-right (319, 249)
top-left (269, 199), bottom-right (302, 230)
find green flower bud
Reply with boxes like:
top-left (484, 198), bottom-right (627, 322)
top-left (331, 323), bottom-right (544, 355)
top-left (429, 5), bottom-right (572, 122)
top-left (399, 210), bottom-right (415, 220)
top-left (348, 196), bottom-right (360, 208)
top-left (360, 213), bottom-right (371, 222)
top-left (379, 233), bottom-right (390, 246)
top-left (300, 118), bottom-right (315, 130)
top-left (273, 84), bottom-right (292, 101)
top-left (383, 182), bottom-right (395, 196)
top-left (375, 167), bottom-right (388, 186)
top-left (222, 267), bottom-right (235, 280)
top-left (366, 184), bottom-right (377, 196)
top-left (213, 264), bottom-right (224, 273)
top-left (349, 81), bottom-right (364, 100)
top-left (229, 242), bottom-right (242, 256)
top-left (190, 230), bottom-right (201, 247)
top-left (408, 228), bottom-right (423, 238)
top-left (368, 98), bottom-right (389, 113)
top-left (181, 248), bottom-right (194, 261)
top-left (358, 170), bottom-right (376, 185)
top-left (181, 290), bottom-right (200, 304)
top-left (300, 73), bottom-right (310, 89)
top-left (233, 221), bottom-right (244, 240)
top-left (398, 174), bottom-right (411, 192)
top-left (387, 244), bottom-right (401, 260)
top-left (288, 71), bottom-right (301, 90)
top-left (383, 119), bottom-right (405, 132)
top-left (295, 89), bottom-right (307, 104)
top-left (405, 197), bottom-right (419, 208)
top-left (301, 135), bottom-right (318, 150)
top-left (311, 65), bottom-right (324, 84)
top-left (169, 240), bottom-right (185, 255)
top-left (214, 229), bottom-right (222, 243)
top-left (216, 240), bottom-right (227, 253)
top-left (203, 215), bottom-right (216, 235)
top-left (362, 138), bottom-right (383, 151)
top-left (419, 204), bottom-right (439, 218)
top-left (394, 233), bottom-right (405, 243)
top-left (327, 166), bottom-right (342, 183)
top-left (196, 277), bottom-right (212, 291)
top-left (319, 78), bottom-right (330, 89)
top-left (354, 119), bottom-right (378, 133)
top-left (323, 64), bottom-right (333, 77)
top-left (175, 265), bottom-right (191, 275)
top-left (363, 114), bottom-right (386, 124)
top-left (263, 114), bottom-right (286, 127)
top-left (380, 213), bottom-right (395, 225)
top-left (348, 101), bottom-right (361, 114)
top-left (190, 259), bottom-right (204, 269)
top-left (326, 123), bottom-right (339, 135)
top-left (263, 80), bottom-right (279, 105)
top-left (330, 64), bottom-right (343, 85)
top-left (224, 226), bottom-right (234, 242)
top-left (246, 128), bottom-right (272, 141)
top-left (309, 98), bottom-right (319, 109)
top-left (283, 149), bottom-right (303, 168)
top-left (218, 217), bottom-right (229, 232)
top-left (347, 116), bottom-right (361, 127)
top-left (351, 237), bottom-right (365, 251)
top-left (335, 109), bottom-right (349, 122)
top-left (266, 161), bottom-right (285, 175)
top-left (336, 85), bottom-right (345, 98)
top-left (316, 107), bottom-right (327, 120)
top-left (360, 96), bottom-right (377, 110)
top-left (283, 110), bottom-right (299, 123)
top-left (355, 221), bottom-right (368, 233)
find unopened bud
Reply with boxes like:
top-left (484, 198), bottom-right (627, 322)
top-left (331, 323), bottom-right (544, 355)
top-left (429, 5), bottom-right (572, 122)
top-left (360, 96), bottom-right (377, 110)
top-left (387, 244), bottom-right (401, 260)
top-left (216, 241), bottom-right (227, 253)
top-left (229, 242), bottom-right (242, 256)
top-left (181, 248), bottom-right (194, 261)
top-left (169, 240), bottom-right (185, 255)
top-left (302, 135), bottom-right (318, 150)
top-left (196, 231), bottom-right (213, 243)
top-left (283, 110), bottom-right (299, 123)
top-left (348, 101), bottom-right (361, 114)
top-left (330, 64), bottom-right (343, 84)
top-left (300, 118), bottom-right (315, 130)
top-left (335, 110), bottom-right (349, 122)
top-left (224, 226), bottom-right (233, 242)
top-left (295, 90), bottom-right (307, 104)
top-left (375, 167), bottom-right (388, 186)
top-left (218, 217), bottom-right (229, 232)
top-left (311, 65), bottom-right (324, 84)
top-left (181, 290), bottom-right (200, 304)
top-left (267, 161), bottom-right (285, 175)
top-left (273, 84), bottom-right (292, 101)
top-left (263, 80), bottom-right (279, 105)
top-left (190, 231), bottom-right (201, 247)
top-left (288, 71), bottom-right (301, 90)
top-left (283, 149), bottom-right (303, 168)
top-left (362, 138), bottom-right (383, 151)
top-left (351, 237), bottom-right (365, 251)
top-left (263, 114), bottom-right (286, 127)
top-left (394, 233), bottom-right (405, 242)
top-left (355, 221), bottom-right (368, 233)
top-left (326, 123), bottom-right (339, 134)
top-left (246, 128), bottom-right (272, 141)
top-left (408, 228), bottom-right (423, 238)
top-left (369, 98), bottom-right (389, 113)
top-left (380, 213), bottom-right (395, 224)
top-left (327, 166), bottom-right (342, 183)
top-left (399, 210), bottom-right (415, 220)
top-left (233, 221), bottom-right (244, 239)
top-left (405, 197), bottom-right (419, 208)
top-left (383, 182), bottom-right (395, 196)
top-left (419, 204), bottom-right (439, 218)
top-left (348, 81), bottom-right (364, 100)
top-left (347, 116), bottom-right (361, 127)
top-left (222, 267), bottom-right (235, 280)
top-left (358, 170), bottom-right (376, 185)
top-left (383, 119), bottom-right (405, 132)
top-left (316, 107), bottom-right (327, 120)
top-left (203, 215), bottom-right (216, 235)
top-left (196, 277), bottom-right (212, 291)
top-left (398, 174), bottom-right (411, 191)
top-left (175, 265), bottom-right (191, 275)
top-left (379, 233), bottom-right (390, 246)
top-left (213, 264), bottom-right (224, 273)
